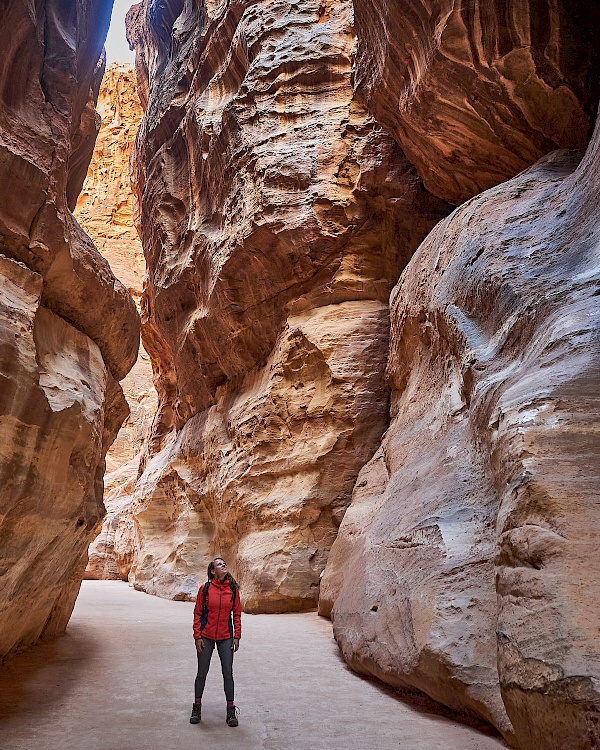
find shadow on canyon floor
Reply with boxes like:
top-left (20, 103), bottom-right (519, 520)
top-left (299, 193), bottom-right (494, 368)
top-left (0, 582), bottom-right (506, 750)
top-left (324, 619), bottom-right (503, 740)
top-left (0, 623), bottom-right (101, 722)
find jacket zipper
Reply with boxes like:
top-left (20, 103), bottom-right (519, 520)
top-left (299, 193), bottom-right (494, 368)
top-left (216, 582), bottom-right (222, 637)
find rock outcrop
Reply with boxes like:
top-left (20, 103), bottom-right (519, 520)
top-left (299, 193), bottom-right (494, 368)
top-left (122, 0), bottom-right (450, 606)
top-left (0, 1), bottom-right (139, 660)
top-left (119, 0), bottom-right (598, 745)
top-left (318, 3), bottom-right (599, 745)
top-left (322, 130), bottom-right (600, 748)
top-left (352, 0), bottom-right (599, 205)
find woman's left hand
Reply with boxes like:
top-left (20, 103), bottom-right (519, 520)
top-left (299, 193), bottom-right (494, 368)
top-left (232, 638), bottom-right (240, 652)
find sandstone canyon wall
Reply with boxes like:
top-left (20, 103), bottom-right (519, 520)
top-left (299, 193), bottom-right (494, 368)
top-left (76, 63), bottom-right (156, 475)
top-left (121, 0), bottom-right (450, 607)
top-left (352, 0), bottom-right (598, 205)
top-left (120, 0), bottom-right (598, 746)
top-left (74, 63), bottom-right (158, 581)
top-left (319, 2), bottom-right (599, 748)
top-left (322, 140), bottom-right (600, 748)
top-left (0, 1), bottom-right (139, 660)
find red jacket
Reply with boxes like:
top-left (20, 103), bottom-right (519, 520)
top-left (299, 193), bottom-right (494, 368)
top-left (193, 578), bottom-right (242, 641)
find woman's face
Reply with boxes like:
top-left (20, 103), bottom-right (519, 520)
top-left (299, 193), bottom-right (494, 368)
top-left (212, 558), bottom-right (228, 580)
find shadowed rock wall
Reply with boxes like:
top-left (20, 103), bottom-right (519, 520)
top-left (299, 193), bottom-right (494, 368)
top-left (353, 0), bottom-right (598, 205)
top-left (322, 127), bottom-right (600, 750)
top-left (76, 64), bottom-right (156, 475)
top-left (0, 0), bottom-right (140, 660)
top-left (123, 0), bottom-right (449, 607)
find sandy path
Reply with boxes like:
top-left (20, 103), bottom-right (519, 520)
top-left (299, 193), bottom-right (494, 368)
top-left (0, 581), bottom-right (506, 750)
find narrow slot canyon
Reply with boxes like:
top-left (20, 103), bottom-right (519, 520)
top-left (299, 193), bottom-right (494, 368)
top-left (0, 581), bottom-right (506, 750)
top-left (0, 2), bottom-right (598, 749)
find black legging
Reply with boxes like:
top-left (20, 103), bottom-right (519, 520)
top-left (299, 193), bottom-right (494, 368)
top-left (195, 637), bottom-right (234, 702)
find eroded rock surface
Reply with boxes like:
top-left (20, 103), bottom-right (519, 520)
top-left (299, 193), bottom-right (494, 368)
top-left (0, 1), bottom-right (139, 660)
top-left (75, 64), bottom-right (145, 307)
top-left (353, 0), bottom-right (598, 204)
top-left (322, 134), bottom-right (600, 748)
top-left (75, 64), bottom-right (157, 580)
top-left (76, 63), bottom-right (157, 474)
top-left (115, 1), bottom-right (597, 745)
top-left (123, 0), bottom-right (449, 606)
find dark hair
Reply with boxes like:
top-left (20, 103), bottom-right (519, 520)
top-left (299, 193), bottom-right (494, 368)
top-left (207, 557), bottom-right (239, 592)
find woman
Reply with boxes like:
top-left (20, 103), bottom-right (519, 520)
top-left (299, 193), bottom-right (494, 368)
top-left (190, 557), bottom-right (242, 727)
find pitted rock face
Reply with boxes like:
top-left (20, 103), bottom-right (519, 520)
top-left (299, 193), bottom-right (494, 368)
top-left (0, 1), bottom-right (139, 660)
top-left (321, 132), bottom-right (600, 748)
top-left (123, 0), bottom-right (450, 607)
top-left (123, 299), bottom-right (394, 607)
top-left (353, 0), bottom-right (599, 205)
top-left (119, 1), bottom-right (598, 745)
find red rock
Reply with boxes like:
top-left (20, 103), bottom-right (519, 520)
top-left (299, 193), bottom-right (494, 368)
top-left (76, 63), bottom-right (157, 474)
top-left (0, 1), bottom-right (139, 660)
top-left (352, 0), bottom-right (599, 205)
top-left (123, 0), bottom-right (449, 606)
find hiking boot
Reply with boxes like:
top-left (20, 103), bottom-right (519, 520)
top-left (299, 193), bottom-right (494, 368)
top-left (226, 704), bottom-right (239, 727)
top-left (190, 703), bottom-right (201, 724)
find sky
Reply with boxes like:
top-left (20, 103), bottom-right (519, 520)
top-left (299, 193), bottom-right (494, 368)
top-left (104, 0), bottom-right (137, 64)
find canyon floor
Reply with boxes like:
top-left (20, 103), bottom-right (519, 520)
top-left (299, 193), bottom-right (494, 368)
top-left (0, 581), bottom-right (505, 750)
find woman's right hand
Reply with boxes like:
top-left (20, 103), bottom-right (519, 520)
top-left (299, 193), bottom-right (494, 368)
top-left (195, 638), bottom-right (204, 652)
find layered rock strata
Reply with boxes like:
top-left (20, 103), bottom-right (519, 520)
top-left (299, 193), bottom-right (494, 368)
top-left (123, 0), bottom-right (450, 606)
top-left (353, 0), bottom-right (599, 205)
top-left (122, 1), bottom-right (598, 745)
top-left (75, 63), bottom-right (157, 581)
top-left (76, 63), bottom-right (156, 474)
top-left (322, 135), bottom-right (600, 748)
top-left (0, 1), bottom-right (139, 660)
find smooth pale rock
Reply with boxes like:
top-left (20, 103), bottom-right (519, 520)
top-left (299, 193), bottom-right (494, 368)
top-left (322, 130), bottom-right (600, 747)
top-left (123, 0), bottom-right (450, 606)
top-left (352, 0), bottom-right (599, 205)
top-left (0, 1), bottom-right (139, 660)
